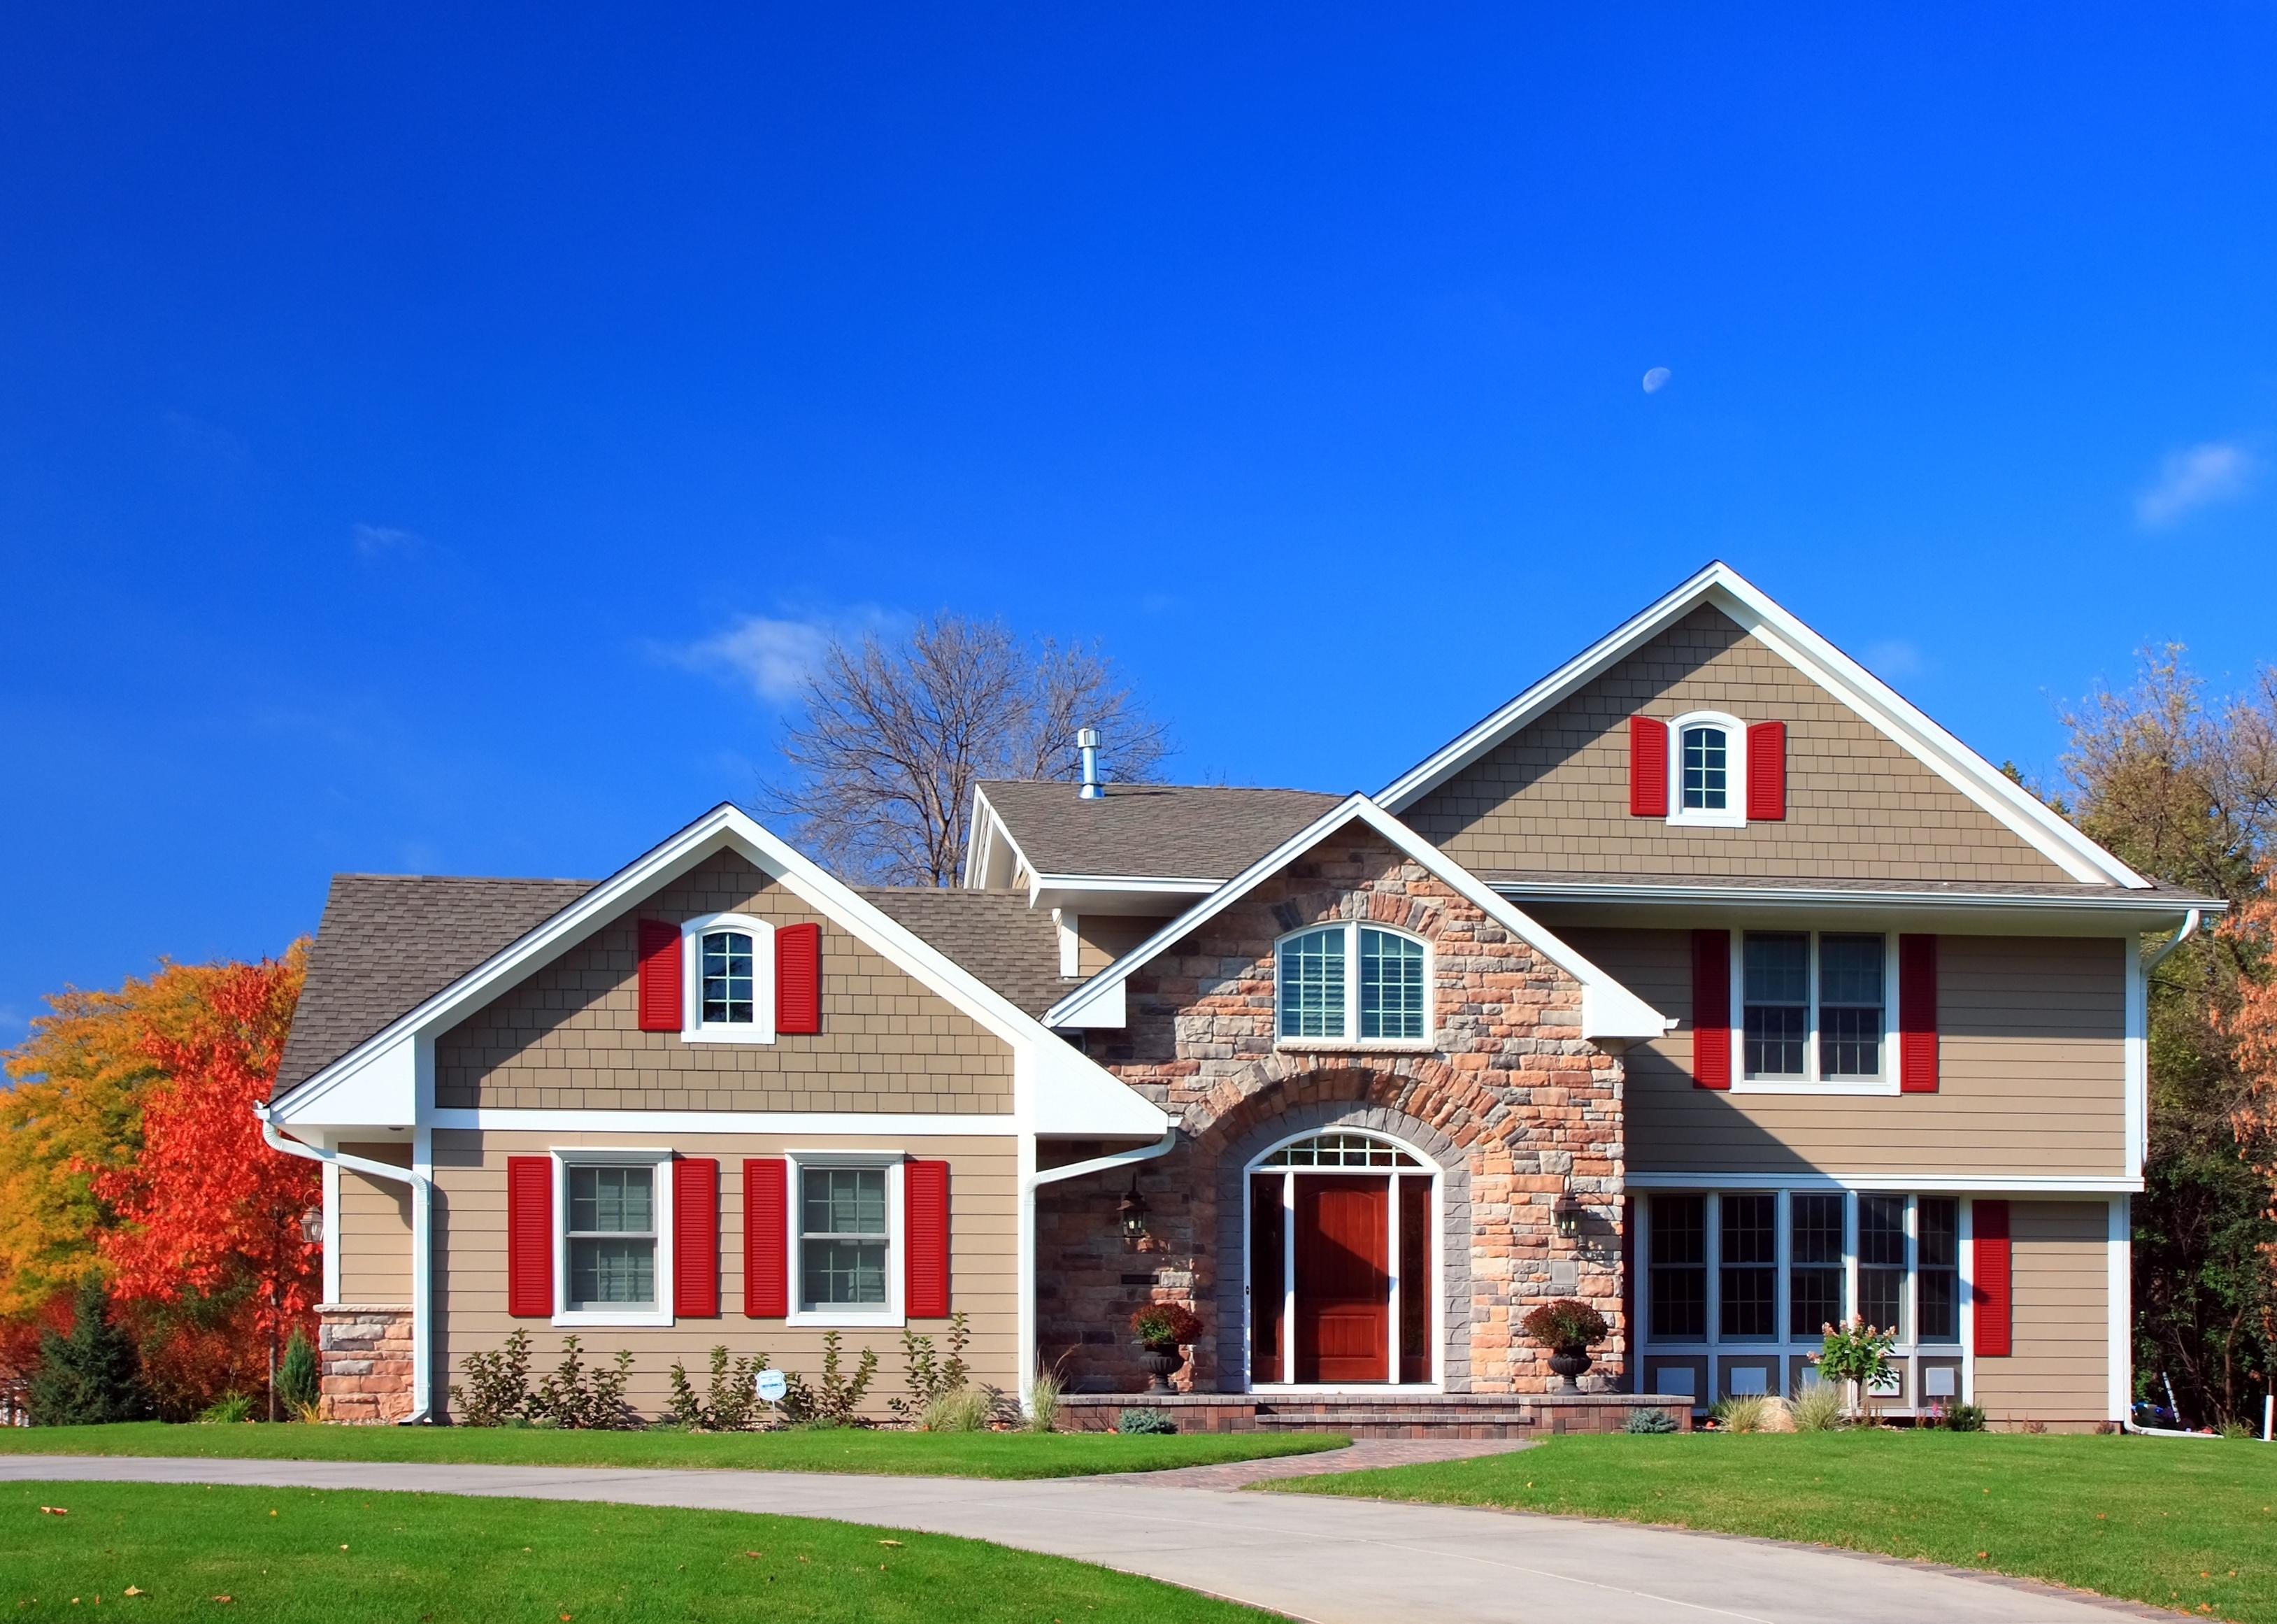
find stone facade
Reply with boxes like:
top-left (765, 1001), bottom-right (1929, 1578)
top-left (1038, 826), bottom-right (1626, 1395)
top-left (317, 1304), bottom-right (415, 1423)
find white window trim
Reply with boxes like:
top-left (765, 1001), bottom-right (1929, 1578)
top-left (785, 1151), bottom-right (906, 1328)
top-left (1668, 711), bottom-right (1748, 828)
top-left (1272, 922), bottom-right (1434, 1053)
top-left (682, 912), bottom-right (776, 1044)
top-left (552, 1148), bottom-right (676, 1329)
top-left (1729, 927), bottom-right (1899, 1095)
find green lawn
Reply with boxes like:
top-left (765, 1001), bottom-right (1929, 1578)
top-left (4, 1479), bottom-right (1278, 1622)
top-left (0, 1420), bottom-right (1339, 1479)
top-left (1268, 1430), bottom-right (2277, 1622)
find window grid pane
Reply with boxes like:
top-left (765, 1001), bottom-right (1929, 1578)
top-left (1649, 1195), bottom-right (1706, 1341)
top-left (1278, 928), bottom-right (1347, 1038)
top-left (1262, 1132), bottom-right (1420, 1169)
top-left (1359, 929), bottom-right (1427, 1040)
top-left (1789, 1192), bottom-right (1846, 1337)
top-left (1743, 934), bottom-right (1809, 1078)
top-left (1818, 934), bottom-right (1884, 1076)
top-left (701, 930), bottom-right (755, 1025)
top-left (1857, 1195), bottom-right (1906, 1337)
top-left (1718, 1194), bottom-right (1777, 1340)
top-left (1916, 1198), bottom-right (1959, 1343)
top-left (798, 1167), bottom-right (890, 1310)
top-left (568, 1166), bottom-right (654, 1235)
top-left (1681, 726), bottom-right (1729, 810)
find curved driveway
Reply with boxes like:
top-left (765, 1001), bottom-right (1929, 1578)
top-left (0, 1454), bottom-right (2156, 1624)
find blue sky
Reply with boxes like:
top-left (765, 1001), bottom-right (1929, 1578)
top-left (3, 3), bottom-right (2276, 1040)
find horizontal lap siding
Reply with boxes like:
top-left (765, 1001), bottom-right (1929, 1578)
top-left (1571, 929), bottom-right (2127, 1176)
top-left (336, 1141), bottom-right (413, 1304)
top-left (429, 1128), bottom-right (1020, 1419)
top-left (1974, 1202), bottom-right (2112, 1424)
top-left (434, 850), bottom-right (1013, 1114)
top-left (1403, 604), bottom-right (2073, 884)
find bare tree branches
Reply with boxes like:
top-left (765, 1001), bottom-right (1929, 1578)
top-left (762, 614), bottom-right (1170, 886)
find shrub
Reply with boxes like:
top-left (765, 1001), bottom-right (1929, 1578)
top-left (1713, 1395), bottom-right (1772, 1433)
top-left (531, 1336), bottom-right (634, 1430)
top-left (1130, 1304), bottom-right (1203, 1349)
top-left (1519, 1299), bottom-right (1610, 1350)
top-left (1809, 1318), bottom-right (1897, 1418)
top-left (29, 1276), bottom-right (152, 1425)
top-left (1927, 1401), bottom-right (1986, 1432)
top-left (1622, 1406), bottom-right (1680, 1434)
top-left (2220, 1418), bottom-right (2257, 1440)
top-left (890, 1313), bottom-right (972, 1423)
top-left (451, 1327), bottom-right (534, 1426)
top-left (775, 1332), bottom-right (879, 1427)
top-left (277, 1328), bottom-right (320, 1416)
top-left (1117, 1406), bottom-right (1177, 1434)
top-left (666, 1347), bottom-right (769, 1432)
top-left (1025, 1365), bottom-right (1064, 1434)
top-left (1787, 1381), bottom-right (1847, 1432)
top-left (921, 1385), bottom-right (996, 1433)
top-left (199, 1391), bottom-right (254, 1424)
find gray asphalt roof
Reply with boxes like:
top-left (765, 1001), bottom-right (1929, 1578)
top-left (978, 780), bottom-right (1344, 881)
top-left (855, 888), bottom-right (1064, 1017)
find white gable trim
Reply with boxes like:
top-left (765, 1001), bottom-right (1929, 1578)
top-left (1042, 795), bottom-right (1666, 1040)
top-left (273, 804), bottom-right (1168, 1140)
top-left (960, 785), bottom-right (1032, 892)
top-left (1376, 562), bottom-right (2147, 890)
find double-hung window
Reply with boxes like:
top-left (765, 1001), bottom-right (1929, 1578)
top-left (1739, 930), bottom-right (1890, 1088)
top-left (563, 1162), bottom-right (662, 1316)
top-left (793, 1162), bottom-right (898, 1321)
top-left (1788, 1192), bottom-right (1846, 1336)
top-left (1276, 923), bottom-right (1431, 1046)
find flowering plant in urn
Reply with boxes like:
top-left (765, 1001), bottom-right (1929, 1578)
top-left (1520, 1299), bottom-right (1608, 1391)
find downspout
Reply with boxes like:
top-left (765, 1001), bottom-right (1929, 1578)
top-left (1021, 1129), bottom-right (1178, 1411)
top-left (2115, 909), bottom-right (2206, 1437)
top-left (259, 1109), bottom-right (434, 1425)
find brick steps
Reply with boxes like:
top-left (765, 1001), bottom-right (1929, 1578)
top-left (1057, 1390), bottom-right (1692, 1437)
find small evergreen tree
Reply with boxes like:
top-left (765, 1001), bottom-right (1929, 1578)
top-left (277, 1326), bottom-right (320, 1415)
top-left (29, 1276), bottom-right (151, 1425)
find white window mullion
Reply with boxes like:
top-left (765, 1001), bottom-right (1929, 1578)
top-left (1704, 1193), bottom-right (1723, 1348)
top-left (1805, 930), bottom-right (1822, 1083)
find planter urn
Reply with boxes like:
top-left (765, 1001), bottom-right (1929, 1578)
top-left (1547, 1346), bottom-right (1593, 1391)
top-left (1138, 1344), bottom-right (1183, 1394)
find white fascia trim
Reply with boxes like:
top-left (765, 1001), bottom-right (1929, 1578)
top-left (961, 785), bottom-right (1031, 891)
top-left (1489, 880), bottom-right (2215, 915)
top-left (431, 1109), bottom-right (1022, 1135)
top-left (1042, 795), bottom-right (1665, 1040)
top-left (1376, 561), bottom-right (2148, 890)
top-left (1622, 1170), bottom-right (2144, 1193)
top-left (273, 803), bottom-right (1156, 1139)
top-left (1030, 874), bottom-right (1223, 894)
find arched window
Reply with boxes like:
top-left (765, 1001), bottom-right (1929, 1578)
top-left (1275, 923), bottom-right (1432, 1045)
top-left (1680, 725), bottom-right (1729, 810)
top-left (1258, 1131), bottom-right (1422, 1169)
top-left (681, 913), bottom-right (776, 1042)
top-left (1668, 711), bottom-right (1747, 827)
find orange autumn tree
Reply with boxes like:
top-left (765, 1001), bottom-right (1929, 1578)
top-left (2226, 867), bottom-right (2277, 1220)
top-left (87, 947), bottom-right (316, 1403)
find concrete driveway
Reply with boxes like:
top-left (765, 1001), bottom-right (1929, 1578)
top-left (0, 1454), bottom-right (2157, 1624)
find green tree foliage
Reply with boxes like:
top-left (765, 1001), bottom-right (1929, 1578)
top-left (28, 1276), bottom-right (151, 1425)
top-left (277, 1326), bottom-right (320, 1414)
top-left (2058, 647), bottom-right (2277, 1425)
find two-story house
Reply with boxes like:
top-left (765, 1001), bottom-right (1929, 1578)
top-left (269, 563), bottom-right (2212, 1431)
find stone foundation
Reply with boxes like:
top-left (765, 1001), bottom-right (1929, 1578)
top-left (317, 1304), bottom-right (415, 1423)
top-left (1055, 1391), bottom-right (1690, 1437)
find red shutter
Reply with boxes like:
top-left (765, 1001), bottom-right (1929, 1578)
top-left (1629, 716), bottom-right (1671, 817)
top-left (637, 919), bottom-right (683, 1032)
top-left (1899, 934), bottom-right (1939, 1093)
top-left (506, 1156), bottom-right (554, 1318)
top-left (1746, 720), bottom-right (1787, 820)
top-left (1972, 1199), bottom-right (2012, 1357)
top-left (673, 1158), bottom-right (720, 1318)
top-left (743, 1158), bottom-right (788, 1318)
top-left (1691, 929), bottom-right (1732, 1089)
top-left (905, 1159), bottom-right (951, 1319)
top-left (776, 922), bottom-right (822, 1035)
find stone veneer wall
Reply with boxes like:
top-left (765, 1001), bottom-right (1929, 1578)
top-left (1037, 827), bottom-right (1626, 1395)
top-left (318, 1305), bottom-right (415, 1423)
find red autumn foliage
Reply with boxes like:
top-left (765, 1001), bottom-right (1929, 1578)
top-left (87, 957), bottom-right (317, 1362)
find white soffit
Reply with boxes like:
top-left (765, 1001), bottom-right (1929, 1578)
top-left (1374, 561), bottom-right (2148, 890)
top-left (1043, 795), bottom-right (1666, 1041)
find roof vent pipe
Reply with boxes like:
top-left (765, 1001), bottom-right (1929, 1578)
top-left (1077, 727), bottom-right (1103, 799)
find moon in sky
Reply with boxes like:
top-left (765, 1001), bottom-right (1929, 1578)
top-left (1642, 366), bottom-right (1671, 393)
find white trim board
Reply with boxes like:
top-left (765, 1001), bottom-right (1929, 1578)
top-left (272, 802), bottom-right (1169, 1143)
top-left (1623, 1170), bottom-right (2143, 1194)
top-left (430, 1109), bottom-right (1021, 1136)
top-left (1376, 561), bottom-right (2149, 890)
top-left (1044, 794), bottom-right (1664, 1040)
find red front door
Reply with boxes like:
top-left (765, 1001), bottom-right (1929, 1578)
top-left (1294, 1175), bottom-right (1390, 1383)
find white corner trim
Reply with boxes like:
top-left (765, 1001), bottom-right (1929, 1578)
top-left (2108, 1195), bottom-right (2132, 1421)
top-left (1374, 561), bottom-right (2148, 890)
top-left (1043, 794), bottom-right (1666, 1041)
top-left (2124, 934), bottom-right (2148, 1180)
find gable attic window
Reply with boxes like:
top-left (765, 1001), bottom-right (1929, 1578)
top-left (1276, 923), bottom-right (1432, 1047)
top-left (1667, 711), bottom-right (1747, 828)
top-left (681, 913), bottom-right (776, 1043)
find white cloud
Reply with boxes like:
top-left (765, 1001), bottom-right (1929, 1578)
top-left (674, 614), bottom-right (840, 704)
top-left (353, 523), bottom-right (426, 560)
top-left (2136, 441), bottom-right (2257, 528)
top-left (1864, 639), bottom-right (1924, 678)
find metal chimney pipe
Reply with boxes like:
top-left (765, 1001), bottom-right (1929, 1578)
top-left (1077, 727), bottom-right (1103, 799)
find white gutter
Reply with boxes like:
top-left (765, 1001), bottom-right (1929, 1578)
top-left (1030, 1130), bottom-right (1179, 1191)
top-left (259, 1109), bottom-right (434, 1425)
top-left (2142, 908), bottom-right (2205, 973)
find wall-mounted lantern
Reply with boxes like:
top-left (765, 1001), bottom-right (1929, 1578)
top-left (1553, 1196), bottom-right (1581, 1240)
top-left (1118, 1173), bottom-right (1150, 1241)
